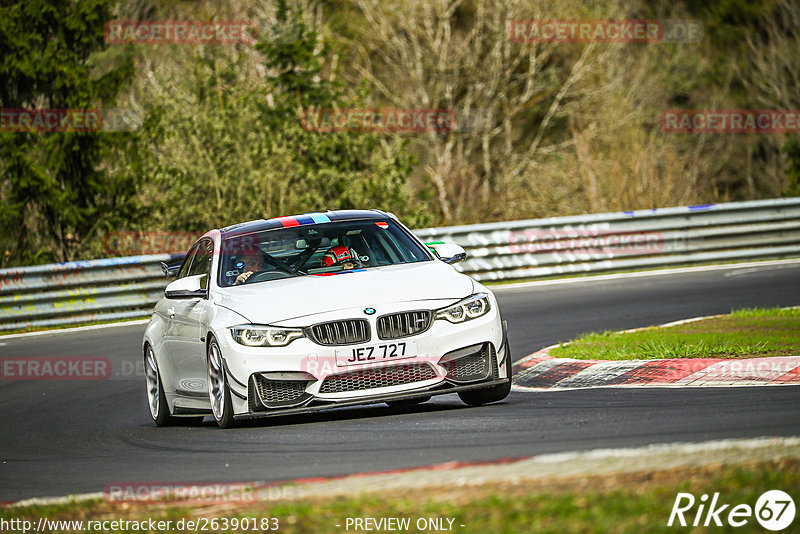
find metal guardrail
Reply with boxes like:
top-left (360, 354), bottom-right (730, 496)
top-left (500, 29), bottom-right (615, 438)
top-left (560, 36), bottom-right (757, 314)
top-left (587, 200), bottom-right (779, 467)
top-left (1, 198), bottom-right (799, 331)
top-left (0, 255), bottom-right (178, 332)
top-left (416, 197), bottom-right (800, 281)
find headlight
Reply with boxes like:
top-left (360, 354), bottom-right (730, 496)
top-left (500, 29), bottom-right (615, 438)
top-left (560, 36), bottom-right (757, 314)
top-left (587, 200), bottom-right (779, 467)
top-left (435, 293), bottom-right (491, 323)
top-left (230, 325), bottom-right (304, 347)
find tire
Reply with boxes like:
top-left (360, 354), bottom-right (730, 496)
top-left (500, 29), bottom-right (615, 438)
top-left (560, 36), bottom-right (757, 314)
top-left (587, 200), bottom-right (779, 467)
top-left (145, 345), bottom-right (204, 426)
top-left (386, 395), bottom-right (431, 407)
top-left (145, 345), bottom-right (175, 426)
top-left (207, 337), bottom-right (236, 429)
top-left (458, 341), bottom-right (512, 406)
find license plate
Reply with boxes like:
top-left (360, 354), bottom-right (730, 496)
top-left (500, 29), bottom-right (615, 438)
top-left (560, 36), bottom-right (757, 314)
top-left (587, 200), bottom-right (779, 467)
top-left (335, 341), bottom-right (417, 366)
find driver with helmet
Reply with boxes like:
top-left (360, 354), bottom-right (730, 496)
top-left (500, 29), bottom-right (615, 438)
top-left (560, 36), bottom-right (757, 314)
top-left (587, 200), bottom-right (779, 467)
top-left (235, 244), bottom-right (361, 284)
top-left (321, 246), bottom-right (360, 270)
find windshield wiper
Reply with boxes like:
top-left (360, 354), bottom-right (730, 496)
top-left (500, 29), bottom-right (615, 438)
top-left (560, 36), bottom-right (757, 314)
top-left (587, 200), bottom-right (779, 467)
top-left (290, 244), bottom-right (320, 274)
top-left (261, 252), bottom-right (298, 276)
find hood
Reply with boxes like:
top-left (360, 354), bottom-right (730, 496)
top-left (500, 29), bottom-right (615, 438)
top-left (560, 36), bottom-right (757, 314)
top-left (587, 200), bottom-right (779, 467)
top-left (213, 261), bottom-right (474, 324)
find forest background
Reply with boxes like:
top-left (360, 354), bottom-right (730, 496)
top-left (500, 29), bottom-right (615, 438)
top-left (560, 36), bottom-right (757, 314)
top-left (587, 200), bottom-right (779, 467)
top-left (1, 0), bottom-right (799, 266)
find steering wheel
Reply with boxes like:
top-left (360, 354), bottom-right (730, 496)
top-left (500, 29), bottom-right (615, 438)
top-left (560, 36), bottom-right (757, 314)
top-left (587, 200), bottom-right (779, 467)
top-left (347, 254), bottom-right (364, 268)
top-left (246, 270), bottom-right (293, 283)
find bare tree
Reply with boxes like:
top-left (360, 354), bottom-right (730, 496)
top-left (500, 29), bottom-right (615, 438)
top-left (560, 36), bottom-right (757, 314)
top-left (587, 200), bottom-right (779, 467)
top-left (345, 0), bottom-right (622, 223)
top-left (740, 0), bottom-right (800, 196)
top-left (343, 0), bottom-right (734, 223)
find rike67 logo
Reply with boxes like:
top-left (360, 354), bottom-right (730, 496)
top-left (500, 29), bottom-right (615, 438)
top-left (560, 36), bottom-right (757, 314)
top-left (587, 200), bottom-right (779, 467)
top-left (668, 490), bottom-right (796, 530)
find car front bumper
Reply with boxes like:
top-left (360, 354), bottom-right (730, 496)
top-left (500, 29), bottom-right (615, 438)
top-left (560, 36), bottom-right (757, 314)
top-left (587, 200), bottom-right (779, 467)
top-left (216, 301), bottom-right (509, 417)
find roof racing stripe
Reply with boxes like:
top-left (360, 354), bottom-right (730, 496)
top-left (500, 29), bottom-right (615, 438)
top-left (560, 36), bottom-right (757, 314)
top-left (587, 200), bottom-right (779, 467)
top-left (222, 210), bottom-right (378, 237)
top-left (275, 216), bottom-right (300, 228)
top-left (274, 212), bottom-right (331, 228)
top-left (308, 212), bottom-right (332, 224)
top-left (293, 214), bottom-right (315, 225)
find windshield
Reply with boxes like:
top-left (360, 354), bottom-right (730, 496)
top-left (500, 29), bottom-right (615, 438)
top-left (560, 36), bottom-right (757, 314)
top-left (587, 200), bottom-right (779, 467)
top-left (218, 219), bottom-right (432, 287)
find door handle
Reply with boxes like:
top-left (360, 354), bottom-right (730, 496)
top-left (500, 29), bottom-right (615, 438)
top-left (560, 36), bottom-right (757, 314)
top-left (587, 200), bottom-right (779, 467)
top-left (167, 307), bottom-right (175, 319)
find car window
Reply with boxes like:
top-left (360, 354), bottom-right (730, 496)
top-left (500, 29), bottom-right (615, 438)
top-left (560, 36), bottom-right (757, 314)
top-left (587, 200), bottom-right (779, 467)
top-left (188, 238), bottom-right (213, 289)
top-left (218, 219), bottom-right (432, 287)
top-left (177, 244), bottom-right (199, 279)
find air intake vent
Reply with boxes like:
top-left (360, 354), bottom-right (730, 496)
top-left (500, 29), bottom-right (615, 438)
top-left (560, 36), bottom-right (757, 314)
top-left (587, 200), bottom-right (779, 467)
top-left (319, 363), bottom-right (437, 394)
top-left (441, 343), bottom-right (494, 383)
top-left (377, 310), bottom-right (433, 340)
top-left (309, 319), bottom-right (370, 346)
top-left (250, 375), bottom-right (311, 409)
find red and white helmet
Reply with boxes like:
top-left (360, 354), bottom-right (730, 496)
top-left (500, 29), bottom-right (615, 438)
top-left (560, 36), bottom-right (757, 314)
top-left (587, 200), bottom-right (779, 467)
top-left (321, 245), bottom-right (356, 267)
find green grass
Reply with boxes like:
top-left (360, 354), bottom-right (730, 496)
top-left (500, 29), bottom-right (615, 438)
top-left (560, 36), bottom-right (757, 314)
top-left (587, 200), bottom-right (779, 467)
top-left (550, 307), bottom-right (800, 360)
top-left (2, 459), bottom-right (798, 533)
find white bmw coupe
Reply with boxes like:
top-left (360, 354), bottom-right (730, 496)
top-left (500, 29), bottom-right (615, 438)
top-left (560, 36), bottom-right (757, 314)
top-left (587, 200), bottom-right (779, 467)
top-left (143, 210), bottom-right (511, 428)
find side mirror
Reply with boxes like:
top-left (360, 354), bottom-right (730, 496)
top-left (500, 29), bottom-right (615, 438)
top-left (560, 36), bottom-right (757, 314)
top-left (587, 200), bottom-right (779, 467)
top-left (161, 261), bottom-right (181, 279)
top-left (165, 274), bottom-right (207, 299)
top-left (426, 242), bottom-right (467, 264)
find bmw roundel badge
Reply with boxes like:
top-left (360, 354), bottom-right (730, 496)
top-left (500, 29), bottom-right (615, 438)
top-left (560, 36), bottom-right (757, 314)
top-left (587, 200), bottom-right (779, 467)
top-left (364, 307), bottom-right (376, 315)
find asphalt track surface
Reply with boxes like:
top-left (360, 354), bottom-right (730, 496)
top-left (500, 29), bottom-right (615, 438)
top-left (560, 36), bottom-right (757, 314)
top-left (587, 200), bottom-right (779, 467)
top-left (1, 262), bottom-right (800, 501)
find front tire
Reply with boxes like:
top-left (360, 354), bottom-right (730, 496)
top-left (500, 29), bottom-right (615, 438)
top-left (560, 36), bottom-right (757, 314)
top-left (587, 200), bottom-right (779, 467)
top-left (145, 345), bottom-right (173, 426)
top-left (145, 345), bottom-right (204, 426)
top-left (458, 341), bottom-right (512, 406)
top-left (208, 337), bottom-right (235, 428)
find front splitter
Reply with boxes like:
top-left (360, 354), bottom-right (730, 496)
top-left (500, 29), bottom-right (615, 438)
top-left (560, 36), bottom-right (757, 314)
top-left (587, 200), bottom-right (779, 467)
top-left (233, 378), bottom-right (509, 420)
